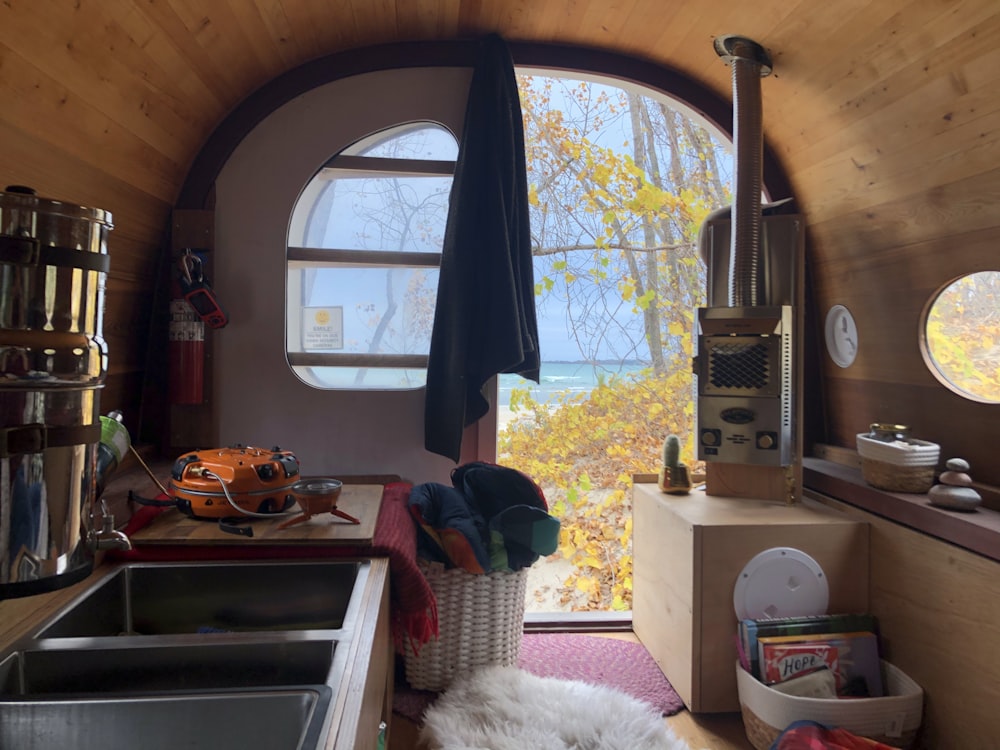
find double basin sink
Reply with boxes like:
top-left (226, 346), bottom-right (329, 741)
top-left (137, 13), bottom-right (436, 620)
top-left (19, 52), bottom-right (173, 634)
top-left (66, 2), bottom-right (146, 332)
top-left (0, 559), bottom-right (370, 750)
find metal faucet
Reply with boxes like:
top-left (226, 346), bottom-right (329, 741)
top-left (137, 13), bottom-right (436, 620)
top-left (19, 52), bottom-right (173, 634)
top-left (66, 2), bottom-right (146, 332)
top-left (88, 498), bottom-right (133, 552)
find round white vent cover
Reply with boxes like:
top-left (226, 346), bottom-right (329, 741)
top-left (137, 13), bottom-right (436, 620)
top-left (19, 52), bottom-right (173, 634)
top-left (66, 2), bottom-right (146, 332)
top-left (733, 547), bottom-right (829, 621)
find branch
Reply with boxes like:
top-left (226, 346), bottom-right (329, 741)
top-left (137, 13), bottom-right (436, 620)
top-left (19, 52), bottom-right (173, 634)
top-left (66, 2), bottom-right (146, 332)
top-left (534, 241), bottom-right (693, 257)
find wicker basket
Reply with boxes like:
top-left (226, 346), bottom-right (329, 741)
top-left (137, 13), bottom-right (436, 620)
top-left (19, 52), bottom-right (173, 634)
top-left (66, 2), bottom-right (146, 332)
top-left (860, 458), bottom-right (936, 494)
top-left (856, 434), bottom-right (940, 493)
top-left (737, 661), bottom-right (923, 750)
top-left (403, 560), bottom-right (527, 691)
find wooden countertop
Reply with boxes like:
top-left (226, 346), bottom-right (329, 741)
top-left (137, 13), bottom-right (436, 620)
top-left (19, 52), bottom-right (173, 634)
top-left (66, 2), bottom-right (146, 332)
top-left (96, 455), bottom-right (400, 548)
top-left (130, 484), bottom-right (383, 546)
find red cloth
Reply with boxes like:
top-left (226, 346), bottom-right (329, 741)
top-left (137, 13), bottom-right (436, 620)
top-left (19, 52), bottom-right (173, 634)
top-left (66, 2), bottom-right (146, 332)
top-left (112, 482), bottom-right (437, 653)
top-left (773, 721), bottom-right (902, 750)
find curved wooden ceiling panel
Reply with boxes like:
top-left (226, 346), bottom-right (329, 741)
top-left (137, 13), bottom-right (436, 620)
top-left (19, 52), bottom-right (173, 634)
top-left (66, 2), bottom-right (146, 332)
top-left (1, 0), bottom-right (994, 217)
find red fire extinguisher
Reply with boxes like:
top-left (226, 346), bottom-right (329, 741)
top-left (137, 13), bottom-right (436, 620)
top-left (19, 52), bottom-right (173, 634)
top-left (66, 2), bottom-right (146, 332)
top-left (168, 279), bottom-right (204, 405)
top-left (168, 250), bottom-right (228, 405)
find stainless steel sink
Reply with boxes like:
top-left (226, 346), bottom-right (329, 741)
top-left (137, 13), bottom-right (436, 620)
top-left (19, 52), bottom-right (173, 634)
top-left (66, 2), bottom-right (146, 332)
top-left (0, 688), bottom-right (332, 750)
top-left (36, 560), bottom-right (363, 637)
top-left (0, 640), bottom-right (336, 695)
top-left (0, 560), bottom-right (373, 750)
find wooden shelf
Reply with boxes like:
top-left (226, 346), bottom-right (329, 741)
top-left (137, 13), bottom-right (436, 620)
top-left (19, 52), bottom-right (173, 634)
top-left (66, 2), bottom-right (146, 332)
top-left (803, 457), bottom-right (1000, 563)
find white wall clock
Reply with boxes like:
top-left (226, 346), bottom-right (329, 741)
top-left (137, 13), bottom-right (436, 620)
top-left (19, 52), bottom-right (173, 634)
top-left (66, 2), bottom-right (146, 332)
top-left (824, 304), bottom-right (858, 368)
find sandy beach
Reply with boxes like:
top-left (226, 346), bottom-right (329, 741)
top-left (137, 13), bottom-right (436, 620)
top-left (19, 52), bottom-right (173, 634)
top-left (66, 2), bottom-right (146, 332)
top-left (497, 400), bottom-right (620, 614)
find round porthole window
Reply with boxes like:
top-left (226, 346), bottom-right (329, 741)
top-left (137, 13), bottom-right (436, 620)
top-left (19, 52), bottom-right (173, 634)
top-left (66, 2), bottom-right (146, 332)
top-left (922, 270), bottom-right (1000, 404)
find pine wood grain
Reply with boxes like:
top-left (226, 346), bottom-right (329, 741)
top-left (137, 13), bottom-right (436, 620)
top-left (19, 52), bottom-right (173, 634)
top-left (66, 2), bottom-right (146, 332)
top-left (129, 484), bottom-right (383, 546)
top-left (812, 491), bottom-right (1000, 749)
top-left (633, 483), bottom-right (869, 713)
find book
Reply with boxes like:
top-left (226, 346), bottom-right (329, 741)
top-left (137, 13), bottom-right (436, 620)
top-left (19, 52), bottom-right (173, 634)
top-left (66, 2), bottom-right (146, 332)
top-left (738, 613), bottom-right (879, 680)
top-left (768, 666), bottom-right (838, 698)
top-left (757, 631), bottom-right (884, 697)
top-left (761, 641), bottom-right (839, 685)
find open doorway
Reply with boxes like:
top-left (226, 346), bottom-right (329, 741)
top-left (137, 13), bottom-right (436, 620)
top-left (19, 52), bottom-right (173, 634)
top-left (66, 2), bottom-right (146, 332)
top-left (498, 71), bottom-right (734, 616)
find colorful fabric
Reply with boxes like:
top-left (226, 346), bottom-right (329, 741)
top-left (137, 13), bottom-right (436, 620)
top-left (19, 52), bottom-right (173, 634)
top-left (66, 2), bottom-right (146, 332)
top-left (487, 502), bottom-right (560, 570)
top-left (452, 460), bottom-right (549, 515)
top-left (455, 460), bottom-right (558, 570)
top-left (408, 482), bottom-right (489, 574)
top-left (771, 721), bottom-right (902, 750)
top-left (409, 462), bottom-right (559, 573)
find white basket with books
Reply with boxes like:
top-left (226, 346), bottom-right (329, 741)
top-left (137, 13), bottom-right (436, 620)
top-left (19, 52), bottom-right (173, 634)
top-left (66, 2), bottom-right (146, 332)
top-left (737, 660), bottom-right (923, 749)
top-left (735, 614), bottom-right (924, 749)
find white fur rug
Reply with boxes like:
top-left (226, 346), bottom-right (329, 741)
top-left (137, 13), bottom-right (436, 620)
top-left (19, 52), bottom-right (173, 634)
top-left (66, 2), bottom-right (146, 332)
top-left (420, 665), bottom-right (692, 750)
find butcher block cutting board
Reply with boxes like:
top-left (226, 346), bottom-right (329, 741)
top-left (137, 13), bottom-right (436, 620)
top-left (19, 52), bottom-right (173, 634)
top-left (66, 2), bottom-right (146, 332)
top-left (130, 484), bottom-right (383, 546)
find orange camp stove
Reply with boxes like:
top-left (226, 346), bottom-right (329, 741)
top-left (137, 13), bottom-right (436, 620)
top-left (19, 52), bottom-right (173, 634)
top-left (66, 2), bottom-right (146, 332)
top-left (168, 445), bottom-right (359, 534)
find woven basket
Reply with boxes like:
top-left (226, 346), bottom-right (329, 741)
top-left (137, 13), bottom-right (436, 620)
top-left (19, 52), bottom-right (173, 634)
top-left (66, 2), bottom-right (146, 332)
top-left (856, 433), bottom-right (940, 493)
top-left (737, 661), bottom-right (923, 750)
top-left (403, 560), bottom-right (527, 691)
top-left (860, 458), bottom-right (936, 494)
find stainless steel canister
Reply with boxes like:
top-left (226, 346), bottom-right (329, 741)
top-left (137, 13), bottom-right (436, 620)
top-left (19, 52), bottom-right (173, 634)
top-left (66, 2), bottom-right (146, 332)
top-left (0, 185), bottom-right (113, 597)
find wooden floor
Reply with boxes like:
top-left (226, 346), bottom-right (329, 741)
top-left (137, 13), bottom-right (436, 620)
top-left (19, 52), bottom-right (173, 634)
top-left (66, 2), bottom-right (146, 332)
top-left (389, 632), bottom-right (755, 750)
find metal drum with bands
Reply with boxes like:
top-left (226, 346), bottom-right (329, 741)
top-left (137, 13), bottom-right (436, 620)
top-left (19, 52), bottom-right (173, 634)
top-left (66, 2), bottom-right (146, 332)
top-left (0, 185), bottom-right (113, 597)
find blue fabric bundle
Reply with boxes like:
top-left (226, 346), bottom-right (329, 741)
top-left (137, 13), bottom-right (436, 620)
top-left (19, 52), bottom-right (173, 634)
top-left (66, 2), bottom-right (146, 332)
top-left (409, 463), bottom-right (560, 573)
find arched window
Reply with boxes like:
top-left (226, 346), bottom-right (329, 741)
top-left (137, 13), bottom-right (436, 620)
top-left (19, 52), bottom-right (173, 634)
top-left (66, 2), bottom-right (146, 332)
top-left (286, 123), bottom-right (458, 389)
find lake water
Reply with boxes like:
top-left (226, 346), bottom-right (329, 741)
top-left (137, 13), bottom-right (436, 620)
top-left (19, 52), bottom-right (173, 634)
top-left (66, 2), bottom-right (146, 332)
top-left (498, 362), bottom-right (648, 409)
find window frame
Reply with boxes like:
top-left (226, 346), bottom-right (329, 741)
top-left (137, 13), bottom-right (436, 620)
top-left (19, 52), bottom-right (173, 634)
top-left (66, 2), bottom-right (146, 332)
top-left (286, 136), bottom-right (456, 382)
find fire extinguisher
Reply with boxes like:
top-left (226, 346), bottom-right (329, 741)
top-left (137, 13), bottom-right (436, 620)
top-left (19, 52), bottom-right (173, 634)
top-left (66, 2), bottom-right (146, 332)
top-left (168, 249), bottom-right (228, 404)
top-left (168, 279), bottom-right (204, 405)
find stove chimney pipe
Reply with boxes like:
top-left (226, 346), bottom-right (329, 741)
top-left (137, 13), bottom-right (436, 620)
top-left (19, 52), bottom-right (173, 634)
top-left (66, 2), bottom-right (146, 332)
top-left (714, 35), bottom-right (772, 308)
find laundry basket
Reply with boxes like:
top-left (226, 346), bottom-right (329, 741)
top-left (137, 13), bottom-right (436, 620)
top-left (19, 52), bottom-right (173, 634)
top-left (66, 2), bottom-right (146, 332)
top-left (403, 560), bottom-right (527, 691)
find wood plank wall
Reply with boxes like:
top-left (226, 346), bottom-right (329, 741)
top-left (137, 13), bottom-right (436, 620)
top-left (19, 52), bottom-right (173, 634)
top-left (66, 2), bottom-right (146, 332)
top-left (811, 490), bottom-right (1000, 749)
top-left (761, 2), bottom-right (1000, 489)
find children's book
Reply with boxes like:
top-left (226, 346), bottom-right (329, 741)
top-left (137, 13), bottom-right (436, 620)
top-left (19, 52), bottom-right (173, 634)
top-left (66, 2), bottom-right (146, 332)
top-left (761, 642), bottom-right (839, 685)
top-left (738, 613), bottom-right (879, 680)
top-left (756, 631), bottom-right (884, 697)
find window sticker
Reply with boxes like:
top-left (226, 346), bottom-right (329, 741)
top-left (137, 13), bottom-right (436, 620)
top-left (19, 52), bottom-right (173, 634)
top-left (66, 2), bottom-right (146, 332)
top-left (302, 306), bottom-right (343, 350)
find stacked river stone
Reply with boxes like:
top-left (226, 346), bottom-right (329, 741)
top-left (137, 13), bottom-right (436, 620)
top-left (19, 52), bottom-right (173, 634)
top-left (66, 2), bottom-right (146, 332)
top-left (928, 458), bottom-right (982, 512)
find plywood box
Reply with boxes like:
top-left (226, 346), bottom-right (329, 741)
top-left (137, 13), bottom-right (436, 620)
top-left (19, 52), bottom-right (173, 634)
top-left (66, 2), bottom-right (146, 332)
top-left (632, 482), bottom-right (869, 713)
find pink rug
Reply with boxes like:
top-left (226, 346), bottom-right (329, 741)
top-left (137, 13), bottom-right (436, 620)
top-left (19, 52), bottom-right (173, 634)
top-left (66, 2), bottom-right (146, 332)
top-left (393, 633), bottom-right (685, 723)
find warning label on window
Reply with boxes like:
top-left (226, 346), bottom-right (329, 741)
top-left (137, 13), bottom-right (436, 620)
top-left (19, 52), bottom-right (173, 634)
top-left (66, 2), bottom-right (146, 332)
top-left (302, 307), bottom-right (344, 350)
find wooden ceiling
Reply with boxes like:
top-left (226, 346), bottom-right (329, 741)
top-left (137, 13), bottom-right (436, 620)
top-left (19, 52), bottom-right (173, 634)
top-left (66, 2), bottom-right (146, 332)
top-left (3, 0), bottom-right (995, 219)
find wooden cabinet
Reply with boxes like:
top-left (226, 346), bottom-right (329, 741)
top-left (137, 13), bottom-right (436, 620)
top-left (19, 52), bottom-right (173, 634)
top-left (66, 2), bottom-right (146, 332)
top-left (631, 482), bottom-right (869, 713)
top-left (0, 557), bottom-right (394, 750)
top-left (329, 557), bottom-right (393, 750)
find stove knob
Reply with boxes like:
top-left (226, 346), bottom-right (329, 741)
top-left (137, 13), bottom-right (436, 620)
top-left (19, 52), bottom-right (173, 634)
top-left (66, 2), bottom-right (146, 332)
top-left (756, 432), bottom-right (777, 450)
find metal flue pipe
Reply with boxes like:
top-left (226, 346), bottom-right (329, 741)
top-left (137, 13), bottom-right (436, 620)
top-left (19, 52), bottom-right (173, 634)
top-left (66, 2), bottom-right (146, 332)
top-left (714, 35), bottom-right (772, 308)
